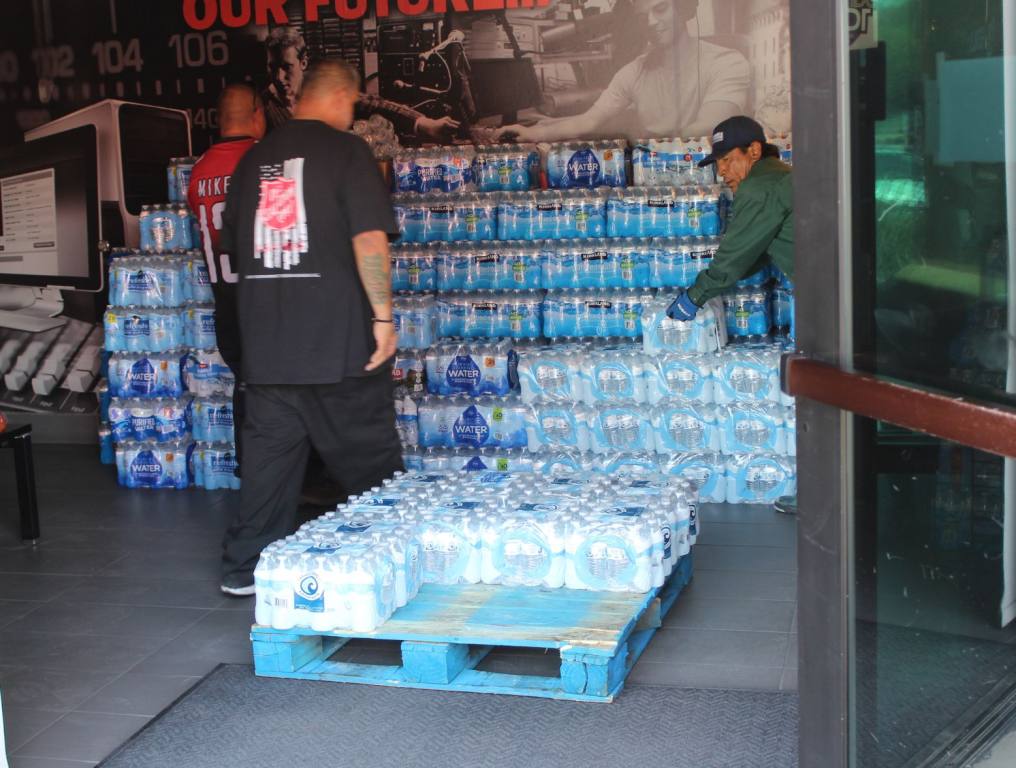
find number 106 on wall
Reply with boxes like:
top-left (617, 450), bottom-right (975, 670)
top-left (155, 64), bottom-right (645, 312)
top-left (168, 31), bottom-right (229, 68)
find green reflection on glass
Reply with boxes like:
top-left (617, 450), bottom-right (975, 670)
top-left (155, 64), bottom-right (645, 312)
top-left (863, 0), bottom-right (1011, 401)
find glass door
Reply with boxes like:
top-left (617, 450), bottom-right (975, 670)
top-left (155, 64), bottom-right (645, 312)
top-left (788, 1), bottom-right (1016, 766)
top-left (848, 1), bottom-right (1016, 765)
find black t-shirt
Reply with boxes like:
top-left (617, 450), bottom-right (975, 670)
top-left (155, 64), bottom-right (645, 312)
top-left (221, 120), bottom-right (398, 385)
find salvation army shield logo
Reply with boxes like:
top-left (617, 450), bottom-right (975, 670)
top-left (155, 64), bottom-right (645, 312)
top-left (260, 178), bottom-right (298, 230)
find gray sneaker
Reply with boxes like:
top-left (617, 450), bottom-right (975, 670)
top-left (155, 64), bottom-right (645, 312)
top-left (774, 495), bottom-right (798, 515)
top-left (220, 577), bottom-right (255, 597)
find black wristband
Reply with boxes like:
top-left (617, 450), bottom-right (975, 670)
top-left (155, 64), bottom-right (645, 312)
top-left (372, 318), bottom-right (393, 324)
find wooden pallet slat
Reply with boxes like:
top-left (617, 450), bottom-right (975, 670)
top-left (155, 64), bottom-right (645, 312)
top-left (251, 553), bottom-right (693, 703)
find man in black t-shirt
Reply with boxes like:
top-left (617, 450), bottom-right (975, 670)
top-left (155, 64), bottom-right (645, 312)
top-left (218, 60), bottom-right (403, 596)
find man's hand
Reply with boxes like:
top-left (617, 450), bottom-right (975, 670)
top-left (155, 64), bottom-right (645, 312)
top-left (666, 290), bottom-right (700, 322)
top-left (365, 320), bottom-right (397, 372)
top-left (415, 116), bottom-right (461, 141)
top-left (495, 124), bottom-right (534, 143)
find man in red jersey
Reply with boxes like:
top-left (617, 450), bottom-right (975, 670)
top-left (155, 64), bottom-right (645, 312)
top-left (188, 84), bottom-right (266, 476)
top-left (188, 83), bottom-right (266, 375)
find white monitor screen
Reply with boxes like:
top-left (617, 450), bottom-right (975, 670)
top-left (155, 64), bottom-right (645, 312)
top-left (0, 125), bottom-right (99, 290)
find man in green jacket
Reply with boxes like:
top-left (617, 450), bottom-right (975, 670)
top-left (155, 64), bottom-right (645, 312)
top-left (667, 115), bottom-right (797, 515)
top-left (666, 115), bottom-right (794, 320)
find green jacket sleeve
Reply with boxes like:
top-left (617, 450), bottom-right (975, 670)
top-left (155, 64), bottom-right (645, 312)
top-left (687, 186), bottom-right (787, 306)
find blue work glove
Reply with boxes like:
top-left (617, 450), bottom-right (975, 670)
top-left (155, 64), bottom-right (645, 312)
top-left (666, 290), bottom-right (699, 321)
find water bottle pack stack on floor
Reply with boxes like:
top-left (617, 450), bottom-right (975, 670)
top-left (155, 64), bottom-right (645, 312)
top-left (388, 138), bottom-right (796, 506)
top-left (254, 467), bottom-right (698, 633)
top-left (95, 160), bottom-right (239, 491)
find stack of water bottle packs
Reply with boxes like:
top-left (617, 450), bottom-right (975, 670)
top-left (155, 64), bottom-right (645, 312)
top-left (387, 137), bottom-right (796, 507)
top-left (96, 160), bottom-right (240, 491)
top-left (391, 246), bottom-right (791, 347)
top-left (254, 468), bottom-right (699, 632)
top-left (399, 336), bottom-right (794, 504)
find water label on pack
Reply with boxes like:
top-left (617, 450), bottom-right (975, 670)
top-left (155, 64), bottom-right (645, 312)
top-left (441, 500), bottom-right (483, 511)
top-left (306, 545), bottom-right (341, 554)
top-left (294, 574), bottom-right (324, 613)
top-left (192, 261), bottom-right (211, 286)
top-left (567, 149), bottom-right (602, 186)
top-left (518, 502), bottom-right (561, 513)
top-left (407, 474), bottom-right (443, 484)
top-left (151, 216), bottom-right (177, 238)
top-left (358, 497), bottom-right (400, 508)
top-left (551, 477), bottom-right (585, 487)
top-left (125, 315), bottom-right (150, 337)
top-left (128, 271), bottom-right (156, 294)
top-left (130, 413), bottom-right (156, 435)
top-left (210, 452), bottom-right (237, 475)
top-left (336, 521), bottom-right (373, 533)
top-left (661, 525), bottom-right (673, 559)
top-left (199, 314), bottom-right (216, 334)
top-left (465, 456), bottom-right (489, 471)
top-left (207, 405), bottom-right (233, 427)
top-left (627, 479), bottom-right (662, 490)
top-left (446, 355), bottom-right (481, 391)
top-left (130, 449), bottom-right (164, 485)
top-left (477, 472), bottom-right (512, 486)
top-left (453, 405), bottom-right (491, 448)
top-left (126, 358), bottom-right (159, 396)
top-left (605, 506), bottom-right (646, 518)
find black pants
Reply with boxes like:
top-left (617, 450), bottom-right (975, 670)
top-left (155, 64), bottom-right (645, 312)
top-left (221, 371), bottom-right (404, 581)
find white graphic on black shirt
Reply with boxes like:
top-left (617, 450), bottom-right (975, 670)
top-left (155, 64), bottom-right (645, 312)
top-left (253, 158), bottom-right (309, 270)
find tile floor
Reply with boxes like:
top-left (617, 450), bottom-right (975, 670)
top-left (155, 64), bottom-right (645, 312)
top-left (0, 445), bottom-right (797, 767)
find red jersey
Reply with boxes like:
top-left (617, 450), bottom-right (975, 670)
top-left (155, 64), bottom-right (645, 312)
top-left (187, 137), bottom-right (257, 284)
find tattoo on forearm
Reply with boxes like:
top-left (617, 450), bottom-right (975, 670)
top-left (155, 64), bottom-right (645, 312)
top-left (359, 252), bottom-right (392, 308)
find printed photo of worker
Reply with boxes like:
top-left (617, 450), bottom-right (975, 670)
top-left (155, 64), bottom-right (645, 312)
top-left (250, 0), bottom-right (789, 147)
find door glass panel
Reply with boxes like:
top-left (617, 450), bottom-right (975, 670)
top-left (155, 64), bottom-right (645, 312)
top-left (848, 1), bottom-right (1016, 766)
top-left (852, 420), bottom-right (1016, 767)
top-left (852, 0), bottom-right (1014, 408)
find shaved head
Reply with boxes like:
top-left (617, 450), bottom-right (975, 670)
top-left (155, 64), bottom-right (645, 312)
top-left (298, 60), bottom-right (360, 102)
top-left (218, 83), bottom-right (262, 133)
top-left (293, 60), bottom-right (361, 131)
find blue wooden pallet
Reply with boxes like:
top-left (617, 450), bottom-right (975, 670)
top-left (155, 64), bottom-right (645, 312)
top-left (251, 553), bottom-right (692, 703)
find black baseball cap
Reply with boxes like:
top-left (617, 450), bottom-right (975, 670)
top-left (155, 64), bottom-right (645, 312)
top-left (697, 116), bottom-right (768, 167)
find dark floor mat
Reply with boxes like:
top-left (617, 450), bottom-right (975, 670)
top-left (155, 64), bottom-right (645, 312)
top-left (854, 621), bottom-right (1016, 767)
top-left (99, 664), bottom-right (798, 768)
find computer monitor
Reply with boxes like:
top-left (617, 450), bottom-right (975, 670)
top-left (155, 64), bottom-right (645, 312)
top-left (0, 125), bottom-right (100, 292)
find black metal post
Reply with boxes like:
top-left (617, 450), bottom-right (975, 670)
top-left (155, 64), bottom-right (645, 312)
top-left (2, 425), bottom-right (41, 543)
